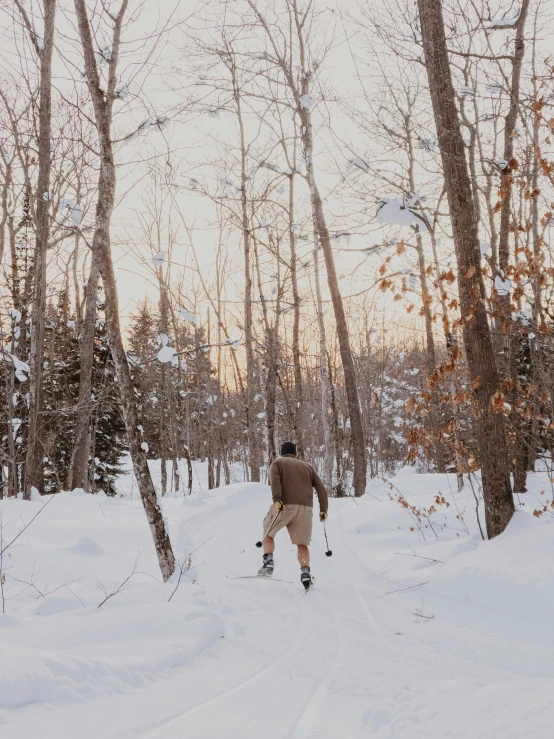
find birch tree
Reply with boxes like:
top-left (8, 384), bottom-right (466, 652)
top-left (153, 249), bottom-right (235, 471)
top-left (72, 0), bottom-right (174, 579)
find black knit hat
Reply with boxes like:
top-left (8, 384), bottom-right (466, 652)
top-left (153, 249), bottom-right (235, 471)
top-left (280, 441), bottom-right (297, 456)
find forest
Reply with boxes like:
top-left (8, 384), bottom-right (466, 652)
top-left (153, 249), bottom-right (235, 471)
top-left (1, 0), bottom-right (553, 582)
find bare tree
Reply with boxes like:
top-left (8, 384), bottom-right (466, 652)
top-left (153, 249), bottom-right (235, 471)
top-left (248, 0), bottom-right (367, 495)
top-left (417, 0), bottom-right (514, 538)
top-left (72, 0), bottom-right (174, 579)
top-left (13, 0), bottom-right (57, 499)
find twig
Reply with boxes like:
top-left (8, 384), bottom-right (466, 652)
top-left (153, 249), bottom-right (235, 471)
top-left (395, 551), bottom-right (444, 565)
top-left (167, 535), bottom-right (214, 602)
top-left (382, 581), bottom-right (429, 596)
top-left (413, 596), bottom-right (434, 622)
top-left (167, 557), bottom-right (192, 602)
top-left (0, 495), bottom-right (55, 556)
top-left (468, 473), bottom-right (486, 540)
top-left (97, 559), bottom-right (138, 608)
top-left (413, 609), bottom-right (434, 621)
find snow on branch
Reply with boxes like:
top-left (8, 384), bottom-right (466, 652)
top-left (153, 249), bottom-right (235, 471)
top-left (485, 6), bottom-right (521, 31)
top-left (0, 349), bottom-right (30, 382)
top-left (347, 156), bottom-right (370, 173)
top-left (58, 198), bottom-right (83, 227)
top-left (376, 195), bottom-right (428, 231)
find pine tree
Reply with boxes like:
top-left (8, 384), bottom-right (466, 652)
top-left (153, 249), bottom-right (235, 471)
top-left (89, 302), bottom-right (127, 496)
top-left (42, 287), bottom-right (80, 493)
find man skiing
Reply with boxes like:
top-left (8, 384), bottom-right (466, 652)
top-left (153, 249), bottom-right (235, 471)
top-left (258, 441), bottom-right (328, 590)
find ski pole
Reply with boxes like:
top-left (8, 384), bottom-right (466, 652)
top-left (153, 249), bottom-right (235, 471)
top-left (323, 522), bottom-right (333, 557)
top-left (256, 510), bottom-right (280, 548)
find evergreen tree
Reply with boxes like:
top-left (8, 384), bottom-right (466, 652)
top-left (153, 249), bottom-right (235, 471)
top-left (89, 303), bottom-right (127, 496)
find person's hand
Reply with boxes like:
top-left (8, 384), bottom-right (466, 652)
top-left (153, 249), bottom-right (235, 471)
top-left (275, 501), bottom-right (286, 512)
top-left (320, 511), bottom-right (328, 522)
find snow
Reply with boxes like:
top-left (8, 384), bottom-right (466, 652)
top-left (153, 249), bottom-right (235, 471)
top-left (347, 155), bottom-right (370, 172)
top-left (1, 352), bottom-right (30, 382)
top-left (2, 464), bottom-right (554, 737)
top-left (486, 6), bottom-right (521, 31)
top-left (138, 118), bottom-right (153, 135)
top-left (153, 117), bottom-right (170, 132)
top-left (152, 251), bottom-right (166, 266)
top-left (58, 198), bottom-right (83, 227)
top-left (495, 274), bottom-right (512, 296)
top-left (157, 345), bottom-right (177, 364)
top-left (67, 536), bottom-right (105, 556)
top-left (376, 195), bottom-right (427, 231)
top-left (480, 241), bottom-right (491, 256)
top-left (115, 83), bottom-right (131, 100)
top-left (179, 308), bottom-right (197, 325)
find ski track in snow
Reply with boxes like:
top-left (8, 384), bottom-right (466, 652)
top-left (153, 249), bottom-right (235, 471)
top-left (2, 465), bottom-right (554, 738)
top-left (288, 589), bottom-right (345, 739)
top-left (140, 612), bottom-right (309, 737)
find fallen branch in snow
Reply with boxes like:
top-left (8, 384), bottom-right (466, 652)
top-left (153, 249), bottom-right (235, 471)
top-left (395, 551), bottom-right (444, 566)
top-left (413, 608), bottom-right (434, 622)
top-left (96, 558), bottom-right (139, 608)
top-left (382, 581), bottom-right (429, 597)
top-left (413, 597), bottom-right (434, 622)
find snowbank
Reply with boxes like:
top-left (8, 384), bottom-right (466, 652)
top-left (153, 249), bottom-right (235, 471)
top-left (2, 465), bottom-right (554, 738)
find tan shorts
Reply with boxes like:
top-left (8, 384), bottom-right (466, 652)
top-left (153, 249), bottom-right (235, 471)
top-left (262, 504), bottom-right (313, 546)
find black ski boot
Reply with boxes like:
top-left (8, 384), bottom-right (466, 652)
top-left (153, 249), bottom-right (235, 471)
top-left (258, 553), bottom-right (274, 577)
top-left (300, 566), bottom-right (312, 591)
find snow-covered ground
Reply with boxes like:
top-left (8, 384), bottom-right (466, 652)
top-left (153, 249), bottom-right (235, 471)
top-left (1, 463), bottom-right (554, 738)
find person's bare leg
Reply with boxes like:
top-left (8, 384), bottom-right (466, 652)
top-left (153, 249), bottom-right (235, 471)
top-left (263, 536), bottom-right (275, 554)
top-left (297, 545), bottom-right (310, 567)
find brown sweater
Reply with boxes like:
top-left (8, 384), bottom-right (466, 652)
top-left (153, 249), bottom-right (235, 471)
top-left (269, 454), bottom-right (328, 513)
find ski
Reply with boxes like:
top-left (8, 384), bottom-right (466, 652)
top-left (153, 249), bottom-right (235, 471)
top-left (227, 575), bottom-right (292, 583)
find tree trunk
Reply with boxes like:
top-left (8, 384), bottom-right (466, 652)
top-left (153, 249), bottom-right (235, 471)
top-left (23, 0), bottom-right (56, 500)
top-left (294, 41), bottom-right (365, 494)
top-left (307, 175), bottom-right (366, 495)
top-left (229, 58), bottom-right (263, 482)
top-left (495, 0), bottom-right (530, 493)
top-left (414, 231), bottom-right (446, 473)
top-left (312, 222), bottom-right (333, 490)
top-left (327, 352), bottom-right (342, 484)
top-left (527, 62), bottom-right (542, 473)
top-left (249, 0), bottom-right (366, 493)
top-left (73, 0), bottom-right (174, 579)
top-left (417, 0), bottom-right (514, 538)
top-left (68, 250), bottom-right (101, 490)
top-left (289, 174), bottom-right (305, 458)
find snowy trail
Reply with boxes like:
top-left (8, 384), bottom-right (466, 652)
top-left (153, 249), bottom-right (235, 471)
top-left (3, 469), bottom-right (554, 738)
